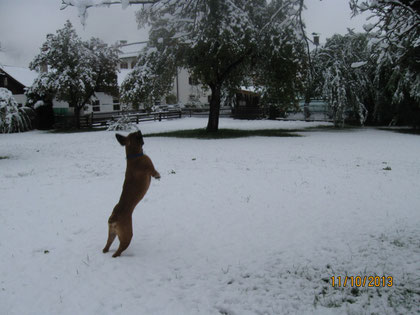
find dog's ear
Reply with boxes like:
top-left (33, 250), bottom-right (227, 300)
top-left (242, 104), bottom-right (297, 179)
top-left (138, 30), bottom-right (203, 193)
top-left (136, 131), bottom-right (144, 146)
top-left (115, 134), bottom-right (127, 146)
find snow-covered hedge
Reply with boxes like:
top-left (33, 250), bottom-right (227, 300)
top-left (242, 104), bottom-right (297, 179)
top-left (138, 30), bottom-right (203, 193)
top-left (0, 88), bottom-right (31, 133)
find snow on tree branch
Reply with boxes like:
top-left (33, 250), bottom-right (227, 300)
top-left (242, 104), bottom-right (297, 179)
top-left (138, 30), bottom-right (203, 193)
top-left (61, 0), bottom-right (157, 25)
top-left (350, 0), bottom-right (420, 48)
top-left (350, 0), bottom-right (419, 104)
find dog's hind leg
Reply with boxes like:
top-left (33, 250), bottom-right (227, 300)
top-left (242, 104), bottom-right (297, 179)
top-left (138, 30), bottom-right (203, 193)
top-left (112, 220), bottom-right (133, 258)
top-left (112, 237), bottom-right (132, 258)
top-left (103, 223), bottom-right (117, 253)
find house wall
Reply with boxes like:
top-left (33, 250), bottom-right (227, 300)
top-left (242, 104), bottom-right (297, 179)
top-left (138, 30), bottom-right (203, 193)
top-left (13, 94), bottom-right (27, 106)
top-left (0, 72), bottom-right (25, 95)
top-left (119, 57), bottom-right (137, 70)
top-left (90, 92), bottom-right (120, 113)
top-left (0, 71), bottom-right (26, 106)
top-left (172, 68), bottom-right (210, 106)
top-left (51, 92), bottom-right (119, 115)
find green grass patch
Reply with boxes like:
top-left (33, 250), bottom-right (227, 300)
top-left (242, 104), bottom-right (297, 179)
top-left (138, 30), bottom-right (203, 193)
top-left (0, 156), bottom-right (10, 160)
top-left (49, 127), bottom-right (108, 134)
top-left (303, 124), bottom-right (362, 132)
top-left (378, 127), bottom-right (420, 135)
top-left (145, 128), bottom-right (302, 139)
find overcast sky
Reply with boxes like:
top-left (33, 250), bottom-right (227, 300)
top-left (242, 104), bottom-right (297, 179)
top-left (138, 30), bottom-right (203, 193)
top-left (0, 0), bottom-right (370, 68)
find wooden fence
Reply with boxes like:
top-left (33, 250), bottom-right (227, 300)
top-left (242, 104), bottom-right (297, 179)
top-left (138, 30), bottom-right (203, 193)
top-left (54, 110), bottom-right (182, 129)
top-left (85, 110), bottom-right (182, 128)
top-left (182, 106), bottom-right (232, 118)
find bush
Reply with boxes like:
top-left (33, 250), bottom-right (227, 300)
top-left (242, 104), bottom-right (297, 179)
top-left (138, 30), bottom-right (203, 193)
top-left (0, 88), bottom-right (31, 133)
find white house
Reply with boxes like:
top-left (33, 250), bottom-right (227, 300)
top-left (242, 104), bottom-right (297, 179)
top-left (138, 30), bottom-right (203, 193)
top-left (118, 41), bottom-right (210, 108)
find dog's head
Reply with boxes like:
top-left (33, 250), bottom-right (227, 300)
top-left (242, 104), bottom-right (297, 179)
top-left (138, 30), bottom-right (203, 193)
top-left (115, 130), bottom-right (144, 148)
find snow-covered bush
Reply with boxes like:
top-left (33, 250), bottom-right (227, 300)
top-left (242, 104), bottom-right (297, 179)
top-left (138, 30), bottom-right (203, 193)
top-left (107, 104), bottom-right (136, 131)
top-left (0, 88), bottom-right (31, 133)
top-left (107, 115), bottom-right (136, 132)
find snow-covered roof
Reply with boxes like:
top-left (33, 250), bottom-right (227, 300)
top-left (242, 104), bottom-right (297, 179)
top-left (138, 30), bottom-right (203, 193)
top-left (0, 65), bottom-right (131, 89)
top-left (240, 86), bottom-right (260, 94)
top-left (119, 41), bottom-right (148, 59)
top-left (0, 65), bottom-right (38, 87)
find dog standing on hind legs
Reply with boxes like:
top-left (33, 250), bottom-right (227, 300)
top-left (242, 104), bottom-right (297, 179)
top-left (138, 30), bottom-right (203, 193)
top-left (103, 130), bottom-right (160, 257)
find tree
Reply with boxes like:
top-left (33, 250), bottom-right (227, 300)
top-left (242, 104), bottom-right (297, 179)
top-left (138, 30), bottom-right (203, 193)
top-left (123, 0), bottom-right (306, 131)
top-left (314, 31), bottom-right (372, 127)
top-left (0, 88), bottom-right (31, 133)
top-left (350, 0), bottom-right (420, 127)
top-left (27, 21), bottom-right (119, 128)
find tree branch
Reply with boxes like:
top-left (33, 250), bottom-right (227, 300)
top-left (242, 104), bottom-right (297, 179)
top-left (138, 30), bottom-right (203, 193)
top-left (61, 0), bottom-right (158, 10)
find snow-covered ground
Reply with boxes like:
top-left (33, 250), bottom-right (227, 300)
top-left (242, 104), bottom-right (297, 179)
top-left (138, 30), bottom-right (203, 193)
top-left (1, 118), bottom-right (419, 315)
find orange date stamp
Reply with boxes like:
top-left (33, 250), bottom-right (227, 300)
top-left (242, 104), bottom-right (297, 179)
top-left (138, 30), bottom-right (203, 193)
top-left (331, 276), bottom-right (393, 288)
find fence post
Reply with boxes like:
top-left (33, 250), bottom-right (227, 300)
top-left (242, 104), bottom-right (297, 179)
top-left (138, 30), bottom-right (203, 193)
top-left (90, 112), bottom-right (93, 128)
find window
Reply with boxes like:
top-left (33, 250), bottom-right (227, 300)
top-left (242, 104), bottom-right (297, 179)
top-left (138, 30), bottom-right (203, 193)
top-left (113, 104), bottom-right (120, 111)
top-left (91, 99), bottom-right (100, 111)
top-left (3, 77), bottom-right (8, 87)
top-left (131, 61), bottom-right (137, 69)
top-left (120, 62), bottom-right (128, 69)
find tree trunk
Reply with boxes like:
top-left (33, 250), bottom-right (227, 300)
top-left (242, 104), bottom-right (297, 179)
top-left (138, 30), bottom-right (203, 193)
top-left (206, 84), bottom-right (222, 132)
top-left (74, 106), bottom-right (81, 129)
top-left (304, 92), bottom-right (311, 121)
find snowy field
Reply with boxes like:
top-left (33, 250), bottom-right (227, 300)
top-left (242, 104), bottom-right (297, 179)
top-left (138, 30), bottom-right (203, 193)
top-left (0, 117), bottom-right (419, 315)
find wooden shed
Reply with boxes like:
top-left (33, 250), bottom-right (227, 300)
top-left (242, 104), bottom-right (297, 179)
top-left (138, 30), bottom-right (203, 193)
top-left (232, 88), bottom-right (262, 119)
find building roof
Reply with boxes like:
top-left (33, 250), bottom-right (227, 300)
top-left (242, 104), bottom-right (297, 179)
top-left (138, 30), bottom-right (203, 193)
top-left (239, 86), bottom-right (260, 95)
top-left (0, 65), bottom-right (38, 87)
top-left (119, 41), bottom-right (148, 59)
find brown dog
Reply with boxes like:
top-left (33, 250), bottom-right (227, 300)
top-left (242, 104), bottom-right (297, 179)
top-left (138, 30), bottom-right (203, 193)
top-left (103, 130), bottom-right (160, 257)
